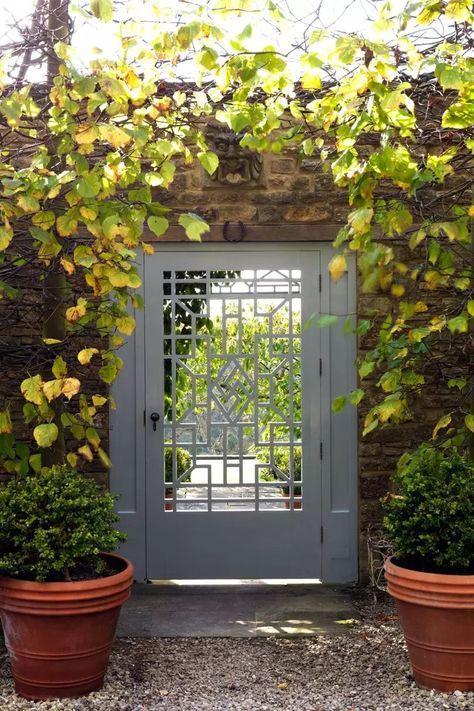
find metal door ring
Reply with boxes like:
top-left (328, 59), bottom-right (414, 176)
top-left (223, 221), bottom-right (246, 242)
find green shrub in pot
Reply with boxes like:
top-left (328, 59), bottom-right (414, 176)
top-left (0, 466), bottom-right (125, 582)
top-left (0, 466), bottom-right (133, 700)
top-left (256, 447), bottom-right (302, 496)
top-left (165, 447), bottom-right (192, 485)
top-left (383, 444), bottom-right (474, 573)
top-left (383, 445), bottom-right (474, 692)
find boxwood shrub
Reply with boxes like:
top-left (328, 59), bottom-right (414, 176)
top-left (383, 445), bottom-right (474, 573)
top-left (0, 467), bottom-right (125, 582)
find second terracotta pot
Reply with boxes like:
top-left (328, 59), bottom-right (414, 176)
top-left (384, 556), bottom-right (474, 692)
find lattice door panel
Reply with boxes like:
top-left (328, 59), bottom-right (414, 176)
top-left (163, 268), bottom-right (303, 512)
top-left (144, 247), bottom-right (323, 580)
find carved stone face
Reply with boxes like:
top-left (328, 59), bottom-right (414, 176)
top-left (208, 131), bottom-right (263, 185)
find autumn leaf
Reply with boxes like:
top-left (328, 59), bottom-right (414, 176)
top-left (60, 256), bottom-right (75, 274)
top-left (33, 423), bottom-right (59, 448)
top-left (432, 414), bottom-right (452, 440)
top-left (0, 409), bottom-right (12, 434)
top-left (62, 378), bottom-right (81, 400)
top-left (78, 443), bottom-right (94, 462)
top-left (466, 414), bottom-right (474, 433)
top-left (99, 124), bottom-right (132, 148)
top-left (66, 304), bottom-right (87, 322)
top-left (43, 379), bottom-right (63, 402)
top-left (75, 123), bottom-right (99, 144)
top-left (0, 220), bottom-right (13, 251)
top-left (328, 254), bottom-right (347, 281)
top-left (21, 375), bottom-right (44, 405)
top-left (78, 348), bottom-right (99, 365)
top-left (92, 394), bottom-right (107, 407)
top-left (86, 427), bottom-right (100, 450)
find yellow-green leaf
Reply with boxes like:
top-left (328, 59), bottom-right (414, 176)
top-left (17, 194), bottom-right (40, 213)
top-left (86, 427), bottom-right (101, 451)
top-left (198, 151), bottom-right (219, 176)
top-left (465, 414), bottom-right (474, 434)
top-left (350, 388), bottom-right (364, 406)
top-left (178, 213), bottom-right (209, 241)
top-left (75, 123), bottom-right (99, 144)
top-left (332, 395), bottom-right (346, 413)
top-left (98, 447), bottom-right (112, 468)
top-left (148, 216), bottom-right (169, 238)
top-left (328, 254), bottom-right (347, 282)
top-left (79, 206), bottom-right (98, 221)
top-left (33, 423), bottom-right (59, 448)
top-left (349, 208), bottom-right (373, 235)
top-left (0, 409), bottom-right (12, 434)
top-left (0, 221), bottom-right (13, 251)
top-left (29, 453), bottom-right (42, 473)
top-left (66, 452), bottom-right (78, 468)
top-left (116, 315), bottom-right (135, 335)
top-left (99, 124), bottom-right (132, 148)
top-left (43, 379), bottom-right (63, 402)
top-left (62, 377), bottom-right (81, 400)
top-left (32, 211), bottom-right (56, 230)
top-left (78, 348), bottom-right (99, 365)
top-left (57, 210), bottom-right (78, 237)
top-left (432, 414), bottom-right (452, 439)
top-left (21, 375), bottom-right (44, 405)
top-left (445, 0), bottom-right (472, 21)
top-left (90, 0), bottom-right (113, 21)
top-left (52, 355), bottom-right (67, 378)
top-left (92, 394), bottom-right (107, 408)
top-left (78, 443), bottom-right (94, 462)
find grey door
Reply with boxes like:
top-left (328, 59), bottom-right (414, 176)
top-left (144, 248), bottom-right (321, 579)
top-left (110, 242), bottom-right (358, 582)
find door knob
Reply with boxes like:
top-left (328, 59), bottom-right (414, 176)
top-left (150, 412), bottom-right (160, 431)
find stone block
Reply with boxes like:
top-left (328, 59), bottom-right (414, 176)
top-left (360, 473), bottom-right (391, 499)
top-left (217, 205), bottom-right (257, 221)
top-left (270, 158), bottom-right (295, 174)
top-left (283, 204), bottom-right (332, 222)
top-left (257, 206), bottom-right (283, 223)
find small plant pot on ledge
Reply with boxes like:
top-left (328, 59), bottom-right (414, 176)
top-left (280, 487), bottom-right (302, 509)
top-left (384, 557), bottom-right (474, 692)
top-left (0, 553), bottom-right (134, 700)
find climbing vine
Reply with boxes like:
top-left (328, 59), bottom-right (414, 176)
top-left (0, 0), bottom-right (472, 476)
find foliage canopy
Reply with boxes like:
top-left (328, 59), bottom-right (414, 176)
top-left (0, 0), bottom-right (472, 476)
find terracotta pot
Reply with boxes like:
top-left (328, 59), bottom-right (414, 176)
top-left (384, 556), bottom-right (474, 692)
top-left (283, 499), bottom-right (302, 510)
top-left (281, 489), bottom-right (302, 509)
top-left (165, 486), bottom-right (173, 511)
top-left (0, 553), bottom-right (134, 700)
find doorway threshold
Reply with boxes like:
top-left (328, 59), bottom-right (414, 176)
top-left (147, 578), bottom-right (323, 586)
top-left (118, 581), bottom-right (357, 638)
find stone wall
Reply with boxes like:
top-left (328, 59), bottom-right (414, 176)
top-left (0, 129), bottom-right (457, 580)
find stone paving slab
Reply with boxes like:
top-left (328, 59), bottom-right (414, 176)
top-left (117, 584), bottom-right (358, 638)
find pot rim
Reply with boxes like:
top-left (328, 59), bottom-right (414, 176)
top-left (0, 552), bottom-right (133, 592)
top-left (385, 555), bottom-right (474, 585)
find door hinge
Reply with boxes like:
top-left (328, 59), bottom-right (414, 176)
top-left (320, 442), bottom-right (323, 460)
top-left (318, 274), bottom-right (322, 292)
top-left (320, 526), bottom-right (324, 544)
top-left (143, 410), bottom-right (146, 426)
top-left (319, 358), bottom-right (322, 376)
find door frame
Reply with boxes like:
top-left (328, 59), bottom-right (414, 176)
top-left (110, 239), bottom-right (358, 583)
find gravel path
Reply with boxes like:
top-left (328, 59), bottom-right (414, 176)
top-left (0, 595), bottom-right (473, 711)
